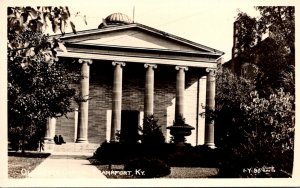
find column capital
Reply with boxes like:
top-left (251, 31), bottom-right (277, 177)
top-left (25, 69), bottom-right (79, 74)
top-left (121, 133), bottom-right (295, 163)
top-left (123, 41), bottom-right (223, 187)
top-left (175, 66), bottom-right (188, 71)
top-left (112, 61), bottom-right (126, 67)
top-left (206, 68), bottom-right (216, 76)
top-left (144, 64), bottom-right (157, 69)
top-left (79, 59), bottom-right (93, 65)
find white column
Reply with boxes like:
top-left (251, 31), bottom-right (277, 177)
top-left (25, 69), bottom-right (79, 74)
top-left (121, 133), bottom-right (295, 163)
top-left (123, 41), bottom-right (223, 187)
top-left (175, 66), bottom-right (188, 119)
top-left (110, 61), bottom-right (125, 142)
top-left (74, 108), bottom-right (78, 142)
top-left (76, 59), bottom-right (92, 143)
top-left (144, 64), bottom-right (157, 118)
top-left (44, 117), bottom-right (56, 143)
top-left (204, 68), bottom-right (216, 148)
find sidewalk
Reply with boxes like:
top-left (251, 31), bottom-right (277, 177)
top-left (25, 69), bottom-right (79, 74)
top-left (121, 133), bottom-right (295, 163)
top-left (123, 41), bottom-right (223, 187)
top-left (28, 152), bottom-right (106, 179)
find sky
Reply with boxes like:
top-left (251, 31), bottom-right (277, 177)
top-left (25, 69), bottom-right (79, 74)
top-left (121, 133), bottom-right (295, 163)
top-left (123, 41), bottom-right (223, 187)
top-left (3, 0), bottom-right (295, 62)
top-left (67, 0), bottom-right (262, 62)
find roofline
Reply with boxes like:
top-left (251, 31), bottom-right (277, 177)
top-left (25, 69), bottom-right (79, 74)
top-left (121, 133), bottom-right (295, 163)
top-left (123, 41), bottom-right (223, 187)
top-left (54, 23), bottom-right (224, 56)
top-left (135, 23), bottom-right (224, 55)
top-left (64, 42), bottom-right (221, 58)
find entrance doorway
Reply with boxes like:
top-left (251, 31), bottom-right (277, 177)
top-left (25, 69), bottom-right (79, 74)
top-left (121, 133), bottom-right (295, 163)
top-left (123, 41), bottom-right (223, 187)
top-left (121, 110), bottom-right (140, 143)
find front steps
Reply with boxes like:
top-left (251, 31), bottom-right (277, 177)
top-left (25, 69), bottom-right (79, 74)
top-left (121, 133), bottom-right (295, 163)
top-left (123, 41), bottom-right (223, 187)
top-left (45, 143), bottom-right (100, 154)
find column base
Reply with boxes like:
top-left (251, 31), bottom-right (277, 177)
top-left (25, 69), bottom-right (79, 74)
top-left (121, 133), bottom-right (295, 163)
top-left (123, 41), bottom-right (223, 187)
top-left (75, 138), bottom-right (89, 143)
top-left (43, 142), bottom-right (55, 152)
top-left (44, 137), bottom-right (54, 142)
top-left (204, 143), bottom-right (217, 149)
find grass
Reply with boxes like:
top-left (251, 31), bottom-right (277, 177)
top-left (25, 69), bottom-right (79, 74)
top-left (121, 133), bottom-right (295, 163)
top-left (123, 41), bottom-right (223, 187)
top-left (165, 167), bottom-right (219, 178)
top-left (8, 151), bottom-right (50, 178)
top-left (89, 158), bottom-right (219, 179)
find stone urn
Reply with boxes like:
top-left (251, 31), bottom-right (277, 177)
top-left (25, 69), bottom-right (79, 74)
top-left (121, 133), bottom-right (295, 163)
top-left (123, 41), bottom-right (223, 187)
top-left (167, 117), bottom-right (195, 146)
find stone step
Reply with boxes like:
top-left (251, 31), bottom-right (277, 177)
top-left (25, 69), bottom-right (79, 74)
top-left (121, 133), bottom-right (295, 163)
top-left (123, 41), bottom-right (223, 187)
top-left (52, 143), bottom-right (100, 153)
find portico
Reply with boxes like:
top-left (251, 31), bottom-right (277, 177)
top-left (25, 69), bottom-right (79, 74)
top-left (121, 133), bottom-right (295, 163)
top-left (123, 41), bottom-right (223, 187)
top-left (48, 13), bottom-right (223, 147)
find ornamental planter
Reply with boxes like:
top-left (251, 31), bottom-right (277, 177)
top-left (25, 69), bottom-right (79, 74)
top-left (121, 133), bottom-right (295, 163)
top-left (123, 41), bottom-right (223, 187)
top-left (167, 122), bottom-right (195, 145)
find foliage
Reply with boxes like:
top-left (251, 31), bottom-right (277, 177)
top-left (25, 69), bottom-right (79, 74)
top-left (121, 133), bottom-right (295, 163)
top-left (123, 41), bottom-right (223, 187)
top-left (280, 65), bottom-right (295, 95)
top-left (8, 6), bottom-right (81, 152)
top-left (233, 6), bottom-right (294, 97)
top-left (95, 116), bottom-right (166, 165)
top-left (93, 141), bottom-right (220, 169)
top-left (141, 115), bottom-right (165, 145)
top-left (93, 141), bottom-right (171, 165)
top-left (8, 7), bottom-right (78, 35)
top-left (234, 12), bottom-right (260, 59)
top-left (93, 141), bottom-right (140, 164)
top-left (215, 62), bottom-right (295, 177)
top-left (173, 114), bottom-right (186, 126)
top-left (238, 89), bottom-right (294, 177)
top-left (211, 6), bottom-right (295, 178)
top-left (124, 158), bottom-right (171, 178)
top-left (8, 120), bottom-right (45, 152)
top-left (217, 88), bottom-right (294, 177)
top-left (215, 66), bottom-right (255, 146)
top-left (256, 6), bottom-right (294, 56)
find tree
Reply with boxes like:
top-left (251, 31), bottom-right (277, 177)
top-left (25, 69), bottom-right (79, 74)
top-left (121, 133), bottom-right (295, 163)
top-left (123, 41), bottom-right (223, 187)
top-left (216, 63), bottom-right (295, 178)
top-left (7, 7), bottom-right (81, 153)
top-left (257, 6), bottom-right (295, 58)
top-left (141, 115), bottom-right (165, 145)
top-left (233, 6), bottom-right (294, 97)
top-left (215, 6), bottom-right (295, 178)
top-left (215, 64), bottom-right (256, 147)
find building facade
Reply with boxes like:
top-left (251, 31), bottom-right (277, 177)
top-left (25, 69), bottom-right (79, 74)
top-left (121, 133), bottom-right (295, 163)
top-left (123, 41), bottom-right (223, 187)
top-left (44, 13), bottom-right (224, 147)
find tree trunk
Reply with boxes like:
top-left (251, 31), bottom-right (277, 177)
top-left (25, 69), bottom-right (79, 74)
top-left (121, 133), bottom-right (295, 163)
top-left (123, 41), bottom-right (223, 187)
top-left (21, 124), bottom-right (25, 154)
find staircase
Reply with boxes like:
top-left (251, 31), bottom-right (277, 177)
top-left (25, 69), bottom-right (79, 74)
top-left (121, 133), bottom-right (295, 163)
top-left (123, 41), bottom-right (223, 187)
top-left (49, 143), bottom-right (100, 154)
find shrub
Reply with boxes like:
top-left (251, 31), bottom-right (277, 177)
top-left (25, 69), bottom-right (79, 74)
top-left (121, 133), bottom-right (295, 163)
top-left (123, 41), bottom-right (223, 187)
top-left (141, 115), bottom-right (165, 145)
top-left (93, 141), bottom-right (143, 164)
top-left (218, 89), bottom-right (294, 177)
top-left (93, 141), bottom-right (173, 164)
top-left (124, 158), bottom-right (171, 178)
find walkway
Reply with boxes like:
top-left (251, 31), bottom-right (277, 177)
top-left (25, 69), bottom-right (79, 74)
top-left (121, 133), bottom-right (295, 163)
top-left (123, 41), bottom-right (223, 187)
top-left (28, 152), bottom-right (106, 179)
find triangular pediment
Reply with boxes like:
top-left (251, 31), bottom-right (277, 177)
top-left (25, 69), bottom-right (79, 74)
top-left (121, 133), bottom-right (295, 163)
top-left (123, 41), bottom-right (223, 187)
top-left (79, 33), bottom-right (169, 50)
top-left (59, 24), bottom-right (223, 55)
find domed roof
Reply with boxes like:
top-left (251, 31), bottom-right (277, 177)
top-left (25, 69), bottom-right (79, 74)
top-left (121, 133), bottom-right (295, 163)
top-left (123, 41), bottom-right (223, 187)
top-left (98, 13), bottom-right (133, 28)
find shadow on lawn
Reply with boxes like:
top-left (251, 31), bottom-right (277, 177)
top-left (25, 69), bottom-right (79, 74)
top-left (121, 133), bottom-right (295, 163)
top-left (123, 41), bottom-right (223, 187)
top-left (8, 151), bottom-right (50, 158)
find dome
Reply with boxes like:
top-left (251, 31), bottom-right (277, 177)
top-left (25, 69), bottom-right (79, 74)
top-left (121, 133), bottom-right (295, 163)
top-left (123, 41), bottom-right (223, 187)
top-left (98, 13), bottom-right (133, 28)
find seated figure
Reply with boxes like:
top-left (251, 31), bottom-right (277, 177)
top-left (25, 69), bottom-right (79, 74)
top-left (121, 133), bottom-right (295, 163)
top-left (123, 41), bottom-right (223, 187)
top-left (54, 135), bottom-right (60, 145)
top-left (59, 135), bottom-right (66, 144)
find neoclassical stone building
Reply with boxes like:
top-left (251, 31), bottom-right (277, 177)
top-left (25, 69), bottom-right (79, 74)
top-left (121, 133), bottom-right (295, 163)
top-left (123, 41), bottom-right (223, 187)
top-left (44, 13), bottom-right (224, 148)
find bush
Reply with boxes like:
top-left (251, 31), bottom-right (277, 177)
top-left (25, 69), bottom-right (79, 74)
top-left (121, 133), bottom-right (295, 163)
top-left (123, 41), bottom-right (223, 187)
top-left (93, 141), bottom-right (142, 164)
top-left (93, 115), bottom-right (168, 165)
top-left (141, 115), bottom-right (165, 145)
top-left (124, 158), bottom-right (171, 178)
top-left (217, 89), bottom-right (294, 177)
top-left (215, 66), bottom-right (294, 177)
top-left (93, 141), bottom-right (175, 164)
top-left (93, 141), bottom-right (221, 168)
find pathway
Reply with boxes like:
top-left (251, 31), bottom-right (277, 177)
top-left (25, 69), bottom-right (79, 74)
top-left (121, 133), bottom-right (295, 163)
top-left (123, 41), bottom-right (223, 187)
top-left (28, 152), bottom-right (106, 179)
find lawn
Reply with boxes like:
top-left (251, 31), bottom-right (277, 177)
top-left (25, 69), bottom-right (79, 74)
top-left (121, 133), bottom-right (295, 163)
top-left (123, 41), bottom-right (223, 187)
top-left (165, 167), bottom-right (218, 178)
top-left (89, 159), bottom-right (219, 178)
top-left (8, 151), bottom-right (50, 178)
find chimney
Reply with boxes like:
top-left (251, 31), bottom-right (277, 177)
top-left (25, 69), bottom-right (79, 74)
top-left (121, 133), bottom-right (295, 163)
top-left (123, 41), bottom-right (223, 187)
top-left (231, 20), bottom-right (240, 73)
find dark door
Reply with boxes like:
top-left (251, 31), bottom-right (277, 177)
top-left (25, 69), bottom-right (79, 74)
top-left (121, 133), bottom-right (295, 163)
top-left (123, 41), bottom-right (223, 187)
top-left (121, 110), bottom-right (139, 143)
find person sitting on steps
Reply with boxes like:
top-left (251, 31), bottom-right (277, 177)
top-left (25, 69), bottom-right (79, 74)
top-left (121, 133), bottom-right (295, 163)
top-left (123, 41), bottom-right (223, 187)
top-left (54, 135), bottom-right (66, 145)
top-left (58, 135), bottom-right (66, 144)
top-left (54, 135), bottom-right (60, 145)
